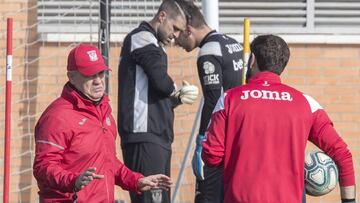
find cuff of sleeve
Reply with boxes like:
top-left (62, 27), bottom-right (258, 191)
top-left (135, 174), bottom-right (145, 195)
top-left (58, 172), bottom-right (80, 193)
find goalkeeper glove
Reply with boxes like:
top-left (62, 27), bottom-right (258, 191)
top-left (192, 134), bottom-right (205, 180)
top-left (178, 80), bottom-right (198, 104)
top-left (170, 81), bottom-right (198, 106)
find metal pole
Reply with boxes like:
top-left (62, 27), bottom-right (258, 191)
top-left (242, 18), bottom-right (250, 85)
top-left (99, 0), bottom-right (111, 93)
top-left (3, 17), bottom-right (13, 203)
top-left (172, 98), bottom-right (204, 203)
top-left (202, 0), bottom-right (219, 31)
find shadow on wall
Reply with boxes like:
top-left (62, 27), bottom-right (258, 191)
top-left (18, 0), bottom-right (39, 201)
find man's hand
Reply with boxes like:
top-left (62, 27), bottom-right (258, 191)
top-left (137, 174), bottom-right (172, 191)
top-left (192, 134), bottom-right (205, 180)
top-left (178, 80), bottom-right (199, 104)
top-left (170, 83), bottom-right (182, 107)
top-left (75, 167), bottom-right (104, 191)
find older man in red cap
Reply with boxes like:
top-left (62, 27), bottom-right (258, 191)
top-left (33, 44), bottom-right (172, 203)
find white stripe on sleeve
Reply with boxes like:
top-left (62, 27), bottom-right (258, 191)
top-left (36, 140), bottom-right (65, 150)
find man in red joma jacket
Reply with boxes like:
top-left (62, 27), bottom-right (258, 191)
top-left (33, 44), bottom-right (172, 203)
top-left (202, 35), bottom-right (356, 203)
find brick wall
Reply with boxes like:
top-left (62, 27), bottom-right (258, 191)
top-left (0, 0), bottom-right (359, 202)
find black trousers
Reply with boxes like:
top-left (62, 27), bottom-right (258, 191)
top-left (122, 142), bottom-right (171, 203)
top-left (195, 165), bottom-right (224, 203)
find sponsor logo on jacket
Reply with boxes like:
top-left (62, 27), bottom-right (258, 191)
top-left (203, 61), bottom-right (219, 85)
top-left (240, 89), bottom-right (293, 101)
top-left (233, 59), bottom-right (243, 71)
top-left (225, 43), bottom-right (242, 54)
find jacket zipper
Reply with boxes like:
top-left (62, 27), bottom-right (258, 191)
top-left (95, 104), bottom-right (110, 202)
top-left (98, 105), bottom-right (110, 202)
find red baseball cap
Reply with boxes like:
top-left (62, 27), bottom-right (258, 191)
top-left (67, 44), bottom-right (109, 76)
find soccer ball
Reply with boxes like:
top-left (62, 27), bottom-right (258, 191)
top-left (304, 151), bottom-right (338, 196)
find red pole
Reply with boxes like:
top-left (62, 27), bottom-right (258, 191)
top-left (3, 18), bottom-right (13, 203)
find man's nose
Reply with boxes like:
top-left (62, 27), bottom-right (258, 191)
top-left (92, 73), bottom-right (103, 83)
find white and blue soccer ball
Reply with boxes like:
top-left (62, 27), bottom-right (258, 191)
top-left (304, 151), bottom-right (339, 196)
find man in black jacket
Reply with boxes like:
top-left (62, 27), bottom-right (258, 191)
top-left (118, 0), bottom-right (199, 202)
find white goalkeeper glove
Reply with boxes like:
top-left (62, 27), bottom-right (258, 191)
top-left (178, 80), bottom-right (199, 104)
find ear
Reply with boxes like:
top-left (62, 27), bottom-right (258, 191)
top-left (158, 10), bottom-right (167, 23)
top-left (249, 53), bottom-right (256, 69)
top-left (67, 71), bottom-right (75, 84)
top-left (187, 25), bottom-right (193, 35)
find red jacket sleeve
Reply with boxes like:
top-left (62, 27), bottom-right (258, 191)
top-left (308, 109), bottom-right (355, 186)
top-left (33, 121), bottom-right (79, 193)
top-left (114, 158), bottom-right (144, 193)
top-left (202, 93), bottom-right (227, 166)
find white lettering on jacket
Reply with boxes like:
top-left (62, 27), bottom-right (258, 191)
top-left (225, 43), bottom-right (242, 54)
top-left (233, 59), bottom-right (243, 71)
top-left (240, 90), bottom-right (293, 101)
top-left (203, 74), bottom-right (220, 85)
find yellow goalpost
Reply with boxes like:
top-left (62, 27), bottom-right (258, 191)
top-left (242, 18), bottom-right (251, 85)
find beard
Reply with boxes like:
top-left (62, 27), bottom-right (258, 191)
top-left (157, 23), bottom-right (171, 45)
top-left (158, 32), bottom-right (169, 45)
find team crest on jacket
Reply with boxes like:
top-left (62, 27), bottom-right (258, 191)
top-left (151, 189), bottom-right (162, 203)
top-left (78, 118), bottom-right (88, 126)
top-left (106, 117), bottom-right (111, 126)
top-left (240, 89), bottom-right (293, 101)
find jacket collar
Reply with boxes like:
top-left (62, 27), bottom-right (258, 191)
top-left (248, 71), bottom-right (282, 84)
top-left (199, 30), bottom-right (217, 48)
top-left (61, 82), bottom-right (110, 110)
top-left (139, 21), bottom-right (158, 40)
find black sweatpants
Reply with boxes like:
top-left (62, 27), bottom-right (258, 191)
top-left (195, 165), bottom-right (224, 203)
top-left (122, 142), bottom-right (171, 203)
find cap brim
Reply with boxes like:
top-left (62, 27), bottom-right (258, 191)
top-left (79, 65), bottom-right (111, 76)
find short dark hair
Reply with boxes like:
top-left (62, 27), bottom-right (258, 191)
top-left (158, 0), bottom-right (187, 21)
top-left (176, 0), bottom-right (207, 28)
top-left (250, 35), bottom-right (290, 75)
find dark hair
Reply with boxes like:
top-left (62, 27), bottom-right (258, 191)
top-left (250, 34), bottom-right (290, 75)
top-left (176, 0), bottom-right (207, 28)
top-left (158, 0), bottom-right (187, 21)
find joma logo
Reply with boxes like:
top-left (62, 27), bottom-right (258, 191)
top-left (240, 90), bottom-right (293, 101)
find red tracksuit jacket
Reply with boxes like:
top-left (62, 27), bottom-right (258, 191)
top-left (202, 72), bottom-right (355, 203)
top-left (33, 83), bottom-right (143, 203)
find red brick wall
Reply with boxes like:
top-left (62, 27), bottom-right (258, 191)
top-left (0, 0), bottom-right (359, 202)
